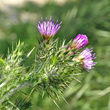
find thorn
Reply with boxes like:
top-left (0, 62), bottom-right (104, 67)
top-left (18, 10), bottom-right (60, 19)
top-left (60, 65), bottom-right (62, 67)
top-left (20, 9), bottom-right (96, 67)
top-left (62, 96), bottom-right (69, 105)
top-left (74, 77), bottom-right (82, 83)
top-left (64, 82), bottom-right (71, 89)
top-left (52, 99), bottom-right (60, 108)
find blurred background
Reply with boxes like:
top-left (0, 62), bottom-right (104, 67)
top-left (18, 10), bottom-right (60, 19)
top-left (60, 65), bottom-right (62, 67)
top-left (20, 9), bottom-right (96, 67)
top-left (0, 0), bottom-right (110, 110)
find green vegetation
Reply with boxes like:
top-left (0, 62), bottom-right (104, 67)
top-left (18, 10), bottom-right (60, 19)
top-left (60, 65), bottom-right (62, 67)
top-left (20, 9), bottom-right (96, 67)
top-left (0, 0), bottom-right (110, 109)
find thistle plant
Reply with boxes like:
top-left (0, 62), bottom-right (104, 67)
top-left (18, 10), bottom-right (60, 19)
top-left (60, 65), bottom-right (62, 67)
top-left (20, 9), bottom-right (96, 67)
top-left (0, 17), bottom-right (96, 109)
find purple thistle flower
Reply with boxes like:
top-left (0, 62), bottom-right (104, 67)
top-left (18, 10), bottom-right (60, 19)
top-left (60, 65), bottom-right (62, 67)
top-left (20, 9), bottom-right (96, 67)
top-left (73, 34), bottom-right (88, 49)
top-left (75, 48), bottom-right (96, 71)
top-left (37, 17), bottom-right (62, 40)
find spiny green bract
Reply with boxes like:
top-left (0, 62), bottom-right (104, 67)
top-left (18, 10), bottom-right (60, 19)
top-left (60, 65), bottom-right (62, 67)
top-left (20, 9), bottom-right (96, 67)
top-left (33, 39), bottom-right (81, 103)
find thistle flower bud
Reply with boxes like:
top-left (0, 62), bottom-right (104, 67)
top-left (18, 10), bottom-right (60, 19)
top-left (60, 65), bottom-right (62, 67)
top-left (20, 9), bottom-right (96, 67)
top-left (37, 17), bottom-right (62, 41)
top-left (69, 34), bottom-right (88, 51)
top-left (74, 34), bottom-right (88, 49)
top-left (75, 48), bottom-right (96, 71)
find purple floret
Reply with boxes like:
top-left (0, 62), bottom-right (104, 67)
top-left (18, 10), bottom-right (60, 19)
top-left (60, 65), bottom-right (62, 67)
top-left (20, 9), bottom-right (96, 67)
top-left (37, 17), bottom-right (62, 38)
top-left (76, 48), bottom-right (96, 71)
top-left (73, 34), bottom-right (88, 49)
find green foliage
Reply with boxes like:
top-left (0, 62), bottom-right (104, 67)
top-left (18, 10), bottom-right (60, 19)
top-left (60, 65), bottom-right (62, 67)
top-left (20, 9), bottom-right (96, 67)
top-left (33, 39), bottom-right (81, 100)
top-left (0, 41), bottom-right (25, 108)
top-left (0, 38), bottom-right (83, 109)
top-left (0, 0), bottom-right (110, 109)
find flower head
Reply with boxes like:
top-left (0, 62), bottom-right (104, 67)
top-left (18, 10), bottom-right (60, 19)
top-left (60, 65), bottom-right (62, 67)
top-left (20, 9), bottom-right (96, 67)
top-left (74, 34), bottom-right (88, 49)
top-left (69, 34), bottom-right (88, 50)
top-left (75, 48), bottom-right (96, 71)
top-left (37, 17), bottom-right (62, 40)
top-left (67, 34), bottom-right (88, 55)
